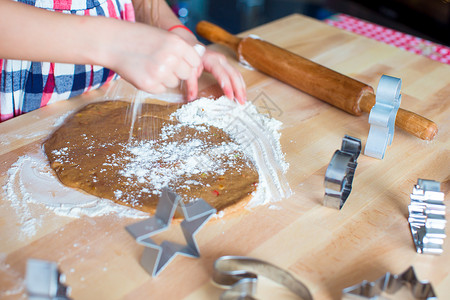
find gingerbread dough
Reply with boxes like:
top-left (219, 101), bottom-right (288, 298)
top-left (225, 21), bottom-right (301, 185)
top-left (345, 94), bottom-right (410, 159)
top-left (44, 100), bottom-right (259, 215)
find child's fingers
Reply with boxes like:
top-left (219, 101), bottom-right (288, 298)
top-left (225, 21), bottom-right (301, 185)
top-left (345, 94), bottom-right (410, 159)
top-left (166, 34), bottom-right (202, 69)
top-left (209, 65), bottom-right (234, 100)
top-left (203, 52), bottom-right (249, 103)
top-left (139, 77), bottom-right (166, 94)
top-left (161, 72), bottom-right (180, 89)
top-left (153, 60), bottom-right (192, 89)
top-left (185, 69), bottom-right (199, 101)
top-left (197, 64), bottom-right (204, 78)
top-left (175, 60), bottom-right (195, 81)
top-left (180, 46), bottom-right (202, 70)
top-left (114, 27), bottom-right (204, 96)
top-left (218, 59), bottom-right (247, 104)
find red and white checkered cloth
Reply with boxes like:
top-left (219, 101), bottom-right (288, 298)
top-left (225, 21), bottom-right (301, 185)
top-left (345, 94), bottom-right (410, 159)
top-left (325, 13), bottom-right (450, 65)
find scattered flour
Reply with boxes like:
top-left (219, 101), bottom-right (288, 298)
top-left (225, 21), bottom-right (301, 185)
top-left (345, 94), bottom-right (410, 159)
top-left (213, 211), bottom-right (226, 219)
top-left (140, 91), bottom-right (184, 103)
top-left (104, 79), bottom-right (185, 104)
top-left (111, 129), bottom-right (247, 204)
top-left (268, 204), bottom-right (282, 210)
top-left (3, 151), bottom-right (148, 239)
top-left (3, 96), bottom-right (290, 239)
top-left (53, 110), bottom-right (75, 127)
top-left (172, 96), bottom-right (291, 207)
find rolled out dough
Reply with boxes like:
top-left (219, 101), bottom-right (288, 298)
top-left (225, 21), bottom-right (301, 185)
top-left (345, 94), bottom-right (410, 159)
top-left (43, 100), bottom-right (259, 215)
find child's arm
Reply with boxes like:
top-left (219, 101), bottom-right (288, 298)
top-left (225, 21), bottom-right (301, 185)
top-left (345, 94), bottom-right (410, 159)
top-left (0, 0), bottom-right (201, 94)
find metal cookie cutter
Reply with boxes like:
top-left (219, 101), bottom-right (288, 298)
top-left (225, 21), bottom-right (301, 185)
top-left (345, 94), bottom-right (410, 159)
top-left (364, 75), bottom-right (402, 159)
top-left (26, 259), bottom-right (71, 300)
top-left (342, 266), bottom-right (437, 299)
top-left (213, 256), bottom-right (313, 300)
top-left (324, 135), bottom-right (361, 210)
top-left (408, 179), bottom-right (446, 255)
top-left (125, 187), bottom-right (216, 276)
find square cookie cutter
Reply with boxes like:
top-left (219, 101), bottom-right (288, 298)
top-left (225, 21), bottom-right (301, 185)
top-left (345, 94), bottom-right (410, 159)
top-left (408, 179), bottom-right (446, 255)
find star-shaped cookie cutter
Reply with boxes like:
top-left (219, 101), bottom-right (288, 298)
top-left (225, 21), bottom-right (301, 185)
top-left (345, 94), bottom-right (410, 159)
top-left (364, 75), bottom-right (402, 159)
top-left (324, 135), bottom-right (361, 210)
top-left (125, 187), bottom-right (216, 276)
top-left (213, 256), bottom-right (313, 300)
top-left (342, 266), bottom-right (437, 299)
top-left (26, 259), bottom-right (71, 300)
top-left (408, 179), bottom-right (446, 255)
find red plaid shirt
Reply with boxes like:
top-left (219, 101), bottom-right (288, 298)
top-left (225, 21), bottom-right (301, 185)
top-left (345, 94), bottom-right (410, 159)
top-left (0, 0), bottom-right (135, 122)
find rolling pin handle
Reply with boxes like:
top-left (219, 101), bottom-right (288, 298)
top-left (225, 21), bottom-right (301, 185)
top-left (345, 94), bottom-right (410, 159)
top-left (196, 21), bottom-right (241, 53)
top-left (395, 109), bottom-right (438, 140)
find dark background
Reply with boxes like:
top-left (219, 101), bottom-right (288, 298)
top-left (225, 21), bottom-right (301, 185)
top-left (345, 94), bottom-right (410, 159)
top-left (168, 0), bottom-right (450, 46)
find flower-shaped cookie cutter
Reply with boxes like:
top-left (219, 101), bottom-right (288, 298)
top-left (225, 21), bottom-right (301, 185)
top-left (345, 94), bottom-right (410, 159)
top-left (213, 256), bottom-right (313, 300)
top-left (26, 259), bottom-right (71, 300)
top-left (342, 266), bottom-right (437, 299)
top-left (324, 135), bottom-right (361, 210)
top-left (364, 75), bottom-right (402, 159)
top-left (408, 179), bottom-right (446, 255)
top-left (125, 187), bottom-right (216, 276)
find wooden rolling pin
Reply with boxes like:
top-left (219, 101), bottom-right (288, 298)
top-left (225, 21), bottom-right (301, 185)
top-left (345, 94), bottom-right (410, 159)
top-left (196, 21), bottom-right (438, 141)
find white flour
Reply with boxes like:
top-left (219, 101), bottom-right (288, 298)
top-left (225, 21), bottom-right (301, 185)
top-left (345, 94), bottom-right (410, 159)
top-left (111, 130), bottom-right (246, 204)
top-left (53, 110), bottom-right (75, 127)
top-left (4, 151), bottom-right (148, 239)
top-left (172, 96), bottom-right (291, 207)
top-left (3, 96), bottom-right (290, 239)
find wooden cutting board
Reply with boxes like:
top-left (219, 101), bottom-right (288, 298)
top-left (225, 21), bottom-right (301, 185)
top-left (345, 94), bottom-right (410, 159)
top-left (0, 14), bottom-right (449, 300)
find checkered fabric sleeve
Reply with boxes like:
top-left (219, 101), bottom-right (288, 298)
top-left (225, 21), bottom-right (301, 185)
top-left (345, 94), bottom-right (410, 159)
top-left (0, 0), bottom-right (136, 122)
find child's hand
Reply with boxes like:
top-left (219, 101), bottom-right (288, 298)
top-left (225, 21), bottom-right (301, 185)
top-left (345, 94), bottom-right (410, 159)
top-left (198, 49), bottom-right (247, 104)
top-left (104, 22), bottom-right (202, 95)
top-left (183, 48), bottom-right (247, 104)
top-left (170, 27), bottom-right (247, 104)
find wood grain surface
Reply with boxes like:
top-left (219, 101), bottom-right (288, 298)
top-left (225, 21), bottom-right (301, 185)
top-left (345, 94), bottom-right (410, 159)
top-left (0, 14), bottom-right (449, 300)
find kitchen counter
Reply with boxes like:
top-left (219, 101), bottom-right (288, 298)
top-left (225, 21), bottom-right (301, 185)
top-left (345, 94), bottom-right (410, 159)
top-left (0, 14), bottom-right (449, 299)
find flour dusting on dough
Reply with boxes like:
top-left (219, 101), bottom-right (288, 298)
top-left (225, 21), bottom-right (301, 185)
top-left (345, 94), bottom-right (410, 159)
top-left (172, 96), bottom-right (291, 207)
top-left (112, 130), bottom-right (249, 204)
